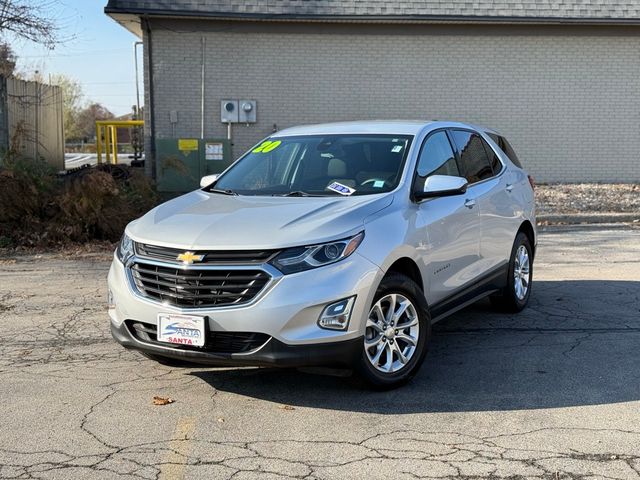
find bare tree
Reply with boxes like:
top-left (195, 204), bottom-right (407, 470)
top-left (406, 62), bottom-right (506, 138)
top-left (0, 0), bottom-right (59, 48)
top-left (74, 103), bottom-right (114, 142)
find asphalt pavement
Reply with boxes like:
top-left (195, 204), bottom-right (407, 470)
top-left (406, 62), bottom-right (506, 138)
top-left (0, 226), bottom-right (639, 479)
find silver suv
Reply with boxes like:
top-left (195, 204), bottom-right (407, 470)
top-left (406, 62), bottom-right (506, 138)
top-left (108, 121), bottom-right (536, 388)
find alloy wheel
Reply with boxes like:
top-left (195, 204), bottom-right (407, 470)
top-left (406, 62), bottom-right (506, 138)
top-left (513, 245), bottom-right (531, 300)
top-left (364, 293), bottom-right (419, 373)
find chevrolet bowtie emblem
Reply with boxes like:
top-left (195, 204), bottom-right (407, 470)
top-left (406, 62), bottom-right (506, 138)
top-left (176, 251), bottom-right (205, 265)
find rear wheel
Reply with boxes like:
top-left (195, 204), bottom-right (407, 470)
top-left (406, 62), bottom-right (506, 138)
top-left (354, 273), bottom-right (430, 389)
top-left (491, 232), bottom-right (533, 312)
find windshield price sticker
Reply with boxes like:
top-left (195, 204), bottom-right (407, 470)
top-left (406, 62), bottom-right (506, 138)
top-left (252, 140), bottom-right (282, 153)
top-left (327, 181), bottom-right (356, 196)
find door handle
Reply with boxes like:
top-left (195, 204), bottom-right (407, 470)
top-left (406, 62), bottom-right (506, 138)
top-left (464, 198), bottom-right (476, 209)
top-left (506, 183), bottom-right (514, 192)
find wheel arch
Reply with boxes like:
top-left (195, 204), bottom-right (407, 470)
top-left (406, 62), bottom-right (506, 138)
top-left (517, 220), bottom-right (536, 259)
top-left (386, 257), bottom-right (424, 293)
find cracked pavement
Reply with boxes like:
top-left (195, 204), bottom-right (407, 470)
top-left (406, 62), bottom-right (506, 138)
top-left (0, 225), bottom-right (639, 479)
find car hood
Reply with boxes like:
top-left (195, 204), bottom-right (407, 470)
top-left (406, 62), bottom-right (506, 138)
top-left (127, 190), bottom-right (393, 250)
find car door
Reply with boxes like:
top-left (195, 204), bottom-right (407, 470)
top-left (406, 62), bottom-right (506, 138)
top-left (479, 134), bottom-right (523, 268)
top-left (412, 130), bottom-right (482, 306)
top-left (449, 129), bottom-right (517, 275)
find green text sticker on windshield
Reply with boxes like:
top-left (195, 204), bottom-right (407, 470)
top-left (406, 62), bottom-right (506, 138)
top-left (252, 140), bottom-right (282, 153)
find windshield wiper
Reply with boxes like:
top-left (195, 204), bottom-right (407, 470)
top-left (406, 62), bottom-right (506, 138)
top-left (273, 191), bottom-right (321, 197)
top-left (206, 187), bottom-right (238, 196)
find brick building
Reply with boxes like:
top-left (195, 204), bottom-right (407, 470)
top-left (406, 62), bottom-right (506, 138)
top-left (105, 1), bottom-right (640, 182)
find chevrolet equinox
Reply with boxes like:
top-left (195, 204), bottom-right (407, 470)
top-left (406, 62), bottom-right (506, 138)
top-left (109, 120), bottom-right (536, 388)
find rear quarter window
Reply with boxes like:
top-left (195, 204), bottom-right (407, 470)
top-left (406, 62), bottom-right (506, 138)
top-left (487, 133), bottom-right (523, 168)
top-left (480, 138), bottom-right (502, 175)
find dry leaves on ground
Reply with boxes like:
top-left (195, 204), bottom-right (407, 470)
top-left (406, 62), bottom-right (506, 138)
top-left (152, 396), bottom-right (175, 406)
top-left (536, 183), bottom-right (640, 215)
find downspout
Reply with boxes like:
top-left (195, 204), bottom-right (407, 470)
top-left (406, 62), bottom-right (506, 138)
top-left (142, 17), bottom-right (156, 179)
top-left (133, 41), bottom-right (142, 117)
top-left (133, 41), bottom-right (143, 161)
top-left (200, 36), bottom-right (205, 139)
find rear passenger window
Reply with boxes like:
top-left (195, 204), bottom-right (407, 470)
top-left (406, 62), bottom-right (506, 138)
top-left (481, 138), bottom-right (502, 174)
top-left (488, 133), bottom-right (523, 168)
top-left (416, 131), bottom-right (460, 178)
top-left (450, 130), bottom-right (494, 184)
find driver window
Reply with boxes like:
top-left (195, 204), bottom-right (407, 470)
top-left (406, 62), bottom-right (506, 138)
top-left (415, 131), bottom-right (460, 182)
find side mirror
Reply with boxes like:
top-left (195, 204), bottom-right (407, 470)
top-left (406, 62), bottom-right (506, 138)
top-left (415, 175), bottom-right (468, 200)
top-left (200, 174), bottom-right (220, 188)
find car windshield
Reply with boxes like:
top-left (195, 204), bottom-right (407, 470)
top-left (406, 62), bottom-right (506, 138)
top-left (209, 134), bottom-right (413, 196)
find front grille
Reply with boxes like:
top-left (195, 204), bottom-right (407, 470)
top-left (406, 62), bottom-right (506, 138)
top-left (135, 243), bottom-right (278, 265)
top-left (130, 262), bottom-right (271, 308)
top-left (126, 321), bottom-right (270, 354)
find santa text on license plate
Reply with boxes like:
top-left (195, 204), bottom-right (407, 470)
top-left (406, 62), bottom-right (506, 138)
top-left (157, 314), bottom-right (206, 347)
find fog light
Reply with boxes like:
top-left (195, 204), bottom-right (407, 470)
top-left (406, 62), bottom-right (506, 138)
top-left (107, 290), bottom-right (116, 310)
top-left (318, 297), bottom-right (355, 330)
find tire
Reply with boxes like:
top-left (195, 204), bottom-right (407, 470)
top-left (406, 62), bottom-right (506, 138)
top-left (354, 272), bottom-right (431, 390)
top-left (141, 352), bottom-right (197, 368)
top-left (490, 232), bottom-right (533, 312)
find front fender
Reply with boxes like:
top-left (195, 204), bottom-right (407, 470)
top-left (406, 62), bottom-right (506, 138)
top-left (358, 200), bottom-right (429, 299)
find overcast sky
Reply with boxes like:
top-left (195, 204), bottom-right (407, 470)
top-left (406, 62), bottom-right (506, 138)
top-left (12, 0), bottom-right (140, 116)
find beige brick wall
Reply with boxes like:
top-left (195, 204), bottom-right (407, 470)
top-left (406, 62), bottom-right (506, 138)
top-left (145, 21), bottom-right (640, 183)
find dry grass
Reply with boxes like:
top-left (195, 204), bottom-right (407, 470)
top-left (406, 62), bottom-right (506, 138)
top-left (0, 159), bottom-right (158, 249)
top-left (536, 183), bottom-right (640, 215)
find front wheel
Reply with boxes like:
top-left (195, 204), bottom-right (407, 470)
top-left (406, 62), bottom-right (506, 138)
top-left (354, 273), bottom-right (431, 390)
top-left (491, 232), bottom-right (533, 312)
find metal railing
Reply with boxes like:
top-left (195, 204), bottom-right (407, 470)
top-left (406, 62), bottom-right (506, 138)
top-left (96, 120), bottom-right (144, 164)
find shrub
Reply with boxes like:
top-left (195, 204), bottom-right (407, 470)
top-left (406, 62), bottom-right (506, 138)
top-left (0, 158), bottom-right (158, 248)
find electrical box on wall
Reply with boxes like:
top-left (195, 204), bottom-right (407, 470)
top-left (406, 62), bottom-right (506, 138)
top-left (220, 100), bottom-right (238, 123)
top-left (221, 99), bottom-right (257, 123)
top-left (239, 100), bottom-right (257, 123)
top-left (155, 138), bottom-right (233, 192)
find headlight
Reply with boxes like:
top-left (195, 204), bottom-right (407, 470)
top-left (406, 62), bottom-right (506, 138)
top-left (117, 233), bottom-right (134, 264)
top-left (270, 232), bottom-right (364, 274)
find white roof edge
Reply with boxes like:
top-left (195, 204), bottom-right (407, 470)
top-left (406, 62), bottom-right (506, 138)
top-left (273, 119), bottom-right (499, 137)
top-left (274, 120), bottom-right (434, 136)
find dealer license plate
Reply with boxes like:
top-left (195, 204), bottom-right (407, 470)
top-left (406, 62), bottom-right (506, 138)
top-left (157, 314), bottom-right (206, 347)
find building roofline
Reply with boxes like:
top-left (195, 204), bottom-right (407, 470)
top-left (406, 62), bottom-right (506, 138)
top-left (103, 7), bottom-right (640, 26)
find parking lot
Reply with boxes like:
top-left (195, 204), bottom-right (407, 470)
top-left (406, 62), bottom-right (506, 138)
top-left (0, 225), bottom-right (639, 479)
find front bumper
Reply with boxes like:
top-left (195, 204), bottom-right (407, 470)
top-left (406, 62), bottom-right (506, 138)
top-left (108, 251), bottom-right (383, 367)
top-left (111, 320), bottom-right (362, 367)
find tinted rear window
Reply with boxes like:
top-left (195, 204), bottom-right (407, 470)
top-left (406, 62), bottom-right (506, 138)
top-left (488, 133), bottom-right (523, 168)
top-left (481, 137), bottom-right (502, 175)
top-left (450, 130), bottom-right (494, 184)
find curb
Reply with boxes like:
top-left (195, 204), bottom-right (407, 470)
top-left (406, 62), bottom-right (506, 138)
top-left (537, 213), bottom-right (639, 225)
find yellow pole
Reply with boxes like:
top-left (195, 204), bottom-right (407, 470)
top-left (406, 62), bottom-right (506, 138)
top-left (96, 123), bottom-right (102, 164)
top-left (111, 125), bottom-right (118, 164)
top-left (105, 123), bottom-right (111, 164)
